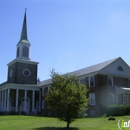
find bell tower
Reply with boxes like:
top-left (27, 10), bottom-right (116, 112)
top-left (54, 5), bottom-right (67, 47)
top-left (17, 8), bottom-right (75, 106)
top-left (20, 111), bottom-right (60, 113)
top-left (7, 10), bottom-right (39, 84)
top-left (16, 10), bottom-right (30, 60)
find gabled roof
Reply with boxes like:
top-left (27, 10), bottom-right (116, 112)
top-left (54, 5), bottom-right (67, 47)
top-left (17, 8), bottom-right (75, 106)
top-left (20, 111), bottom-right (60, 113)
top-left (40, 57), bottom-right (120, 86)
top-left (40, 79), bottom-right (52, 86)
top-left (69, 57), bottom-right (119, 76)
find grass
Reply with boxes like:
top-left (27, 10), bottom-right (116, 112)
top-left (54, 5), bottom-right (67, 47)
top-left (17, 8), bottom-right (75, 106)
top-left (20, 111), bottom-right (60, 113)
top-left (0, 115), bottom-right (130, 130)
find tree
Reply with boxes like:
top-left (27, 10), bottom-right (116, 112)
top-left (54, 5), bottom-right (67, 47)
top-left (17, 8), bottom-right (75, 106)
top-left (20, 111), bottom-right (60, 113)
top-left (45, 70), bottom-right (89, 129)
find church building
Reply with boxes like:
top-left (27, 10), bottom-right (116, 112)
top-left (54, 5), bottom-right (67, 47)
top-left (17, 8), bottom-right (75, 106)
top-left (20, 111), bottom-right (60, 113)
top-left (0, 11), bottom-right (41, 115)
top-left (1, 11), bottom-right (130, 116)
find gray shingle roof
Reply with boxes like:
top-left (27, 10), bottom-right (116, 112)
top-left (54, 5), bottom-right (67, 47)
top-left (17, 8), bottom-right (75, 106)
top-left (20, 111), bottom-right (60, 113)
top-left (40, 57), bottom-right (119, 86)
top-left (40, 79), bottom-right (52, 86)
top-left (68, 57), bottom-right (119, 76)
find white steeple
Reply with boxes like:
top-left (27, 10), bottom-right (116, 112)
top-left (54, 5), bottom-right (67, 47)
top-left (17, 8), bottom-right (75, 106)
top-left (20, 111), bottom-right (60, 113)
top-left (16, 9), bottom-right (31, 60)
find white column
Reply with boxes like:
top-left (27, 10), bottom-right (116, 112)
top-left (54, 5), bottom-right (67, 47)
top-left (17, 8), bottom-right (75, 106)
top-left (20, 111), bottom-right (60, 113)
top-left (2, 90), bottom-right (3, 111)
top-left (0, 91), bottom-right (2, 111)
top-left (15, 89), bottom-right (19, 112)
top-left (32, 90), bottom-right (35, 112)
top-left (4, 90), bottom-right (7, 111)
top-left (7, 89), bottom-right (10, 111)
top-left (24, 90), bottom-right (27, 111)
top-left (39, 90), bottom-right (41, 112)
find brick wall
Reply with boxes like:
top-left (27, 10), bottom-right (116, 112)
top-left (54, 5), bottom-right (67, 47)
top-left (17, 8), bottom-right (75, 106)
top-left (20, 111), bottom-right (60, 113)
top-left (8, 62), bottom-right (37, 84)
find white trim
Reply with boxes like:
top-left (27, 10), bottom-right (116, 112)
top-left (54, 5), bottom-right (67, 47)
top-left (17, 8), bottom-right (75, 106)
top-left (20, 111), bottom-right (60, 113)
top-left (32, 90), bottom-right (35, 111)
top-left (7, 58), bottom-right (39, 66)
top-left (0, 83), bottom-right (41, 90)
top-left (21, 96), bottom-right (30, 112)
top-left (2, 91), bottom-right (4, 110)
top-left (39, 91), bottom-right (41, 111)
top-left (89, 76), bottom-right (95, 87)
top-left (23, 69), bottom-right (31, 77)
top-left (24, 90), bottom-right (27, 111)
top-left (7, 89), bottom-right (10, 111)
top-left (107, 76), bottom-right (113, 87)
top-left (16, 89), bottom-right (19, 112)
top-left (89, 93), bottom-right (96, 105)
top-left (4, 90), bottom-right (6, 111)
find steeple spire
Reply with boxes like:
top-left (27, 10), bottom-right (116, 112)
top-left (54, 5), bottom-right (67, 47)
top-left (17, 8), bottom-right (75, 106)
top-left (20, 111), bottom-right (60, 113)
top-left (16, 9), bottom-right (30, 60)
top-left (20, 9), bottom-right (28, 41)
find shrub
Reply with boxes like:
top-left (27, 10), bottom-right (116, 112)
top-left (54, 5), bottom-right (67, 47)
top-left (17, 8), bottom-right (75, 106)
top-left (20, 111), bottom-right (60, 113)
top-left (106, 105), bottom-right (130, 116)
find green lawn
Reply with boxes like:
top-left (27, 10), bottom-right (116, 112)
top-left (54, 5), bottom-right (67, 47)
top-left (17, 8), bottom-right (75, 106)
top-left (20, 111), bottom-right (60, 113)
top-left (0, 115), bottom-right (130, 130)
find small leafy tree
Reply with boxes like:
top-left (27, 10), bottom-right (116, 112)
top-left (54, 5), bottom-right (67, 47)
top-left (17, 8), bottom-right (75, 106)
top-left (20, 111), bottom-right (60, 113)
top-left (45, 70), bottom-right (89, 129)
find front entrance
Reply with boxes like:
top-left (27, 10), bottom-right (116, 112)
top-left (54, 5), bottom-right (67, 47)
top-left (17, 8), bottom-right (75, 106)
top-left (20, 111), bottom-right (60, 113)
top-left (21, 97), bottom-right (30, 113)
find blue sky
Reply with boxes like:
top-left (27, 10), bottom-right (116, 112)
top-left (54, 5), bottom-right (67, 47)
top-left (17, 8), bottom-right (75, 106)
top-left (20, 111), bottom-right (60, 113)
top-left (0, 0), bottom-right (130, 83)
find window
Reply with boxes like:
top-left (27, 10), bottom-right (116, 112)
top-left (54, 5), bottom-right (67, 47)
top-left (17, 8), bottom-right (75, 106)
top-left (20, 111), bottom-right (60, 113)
top-left (118, 66), bottom-right (123, 71)
top-left (80, 79), bottom-right (85, 84)
top-left (9, 69), bottom-right (13, 78)
top-left (107, 76), bottom-right (113, 87)
top-left (108, 93), bottom-right (114, 104)
top-left (23, 69), bottom-right (31, 77)
top-left (89, 76), bottom-right (95, 87)
top-left (22, 46), bottom-right (29, 57)
top-left (89, 93), bottom-right (96, 105)
top-left (90, 111), bottom-right (95, 116)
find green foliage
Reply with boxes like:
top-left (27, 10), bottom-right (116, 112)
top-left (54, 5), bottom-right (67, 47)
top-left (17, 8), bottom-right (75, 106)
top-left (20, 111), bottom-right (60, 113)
top-left (106, 105), bottom-right (130, 116)
top-left (45, 70), bottom-right (89, 128)
top-left (102, 113), bottom-right (107, 118)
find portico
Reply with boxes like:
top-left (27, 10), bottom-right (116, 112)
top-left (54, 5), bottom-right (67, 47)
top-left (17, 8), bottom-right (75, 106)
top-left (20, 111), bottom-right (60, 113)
top-left (0, 84), bottom-right (41, 114)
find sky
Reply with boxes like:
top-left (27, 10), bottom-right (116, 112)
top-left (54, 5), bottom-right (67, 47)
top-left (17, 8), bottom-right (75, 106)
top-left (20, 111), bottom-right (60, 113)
top-left (0, 0), bottom-right (130, 83)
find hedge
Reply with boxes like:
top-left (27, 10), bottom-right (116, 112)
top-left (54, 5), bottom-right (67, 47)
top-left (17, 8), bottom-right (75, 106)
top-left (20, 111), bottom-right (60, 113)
top-left (106, 105), bottom-right (130, 116)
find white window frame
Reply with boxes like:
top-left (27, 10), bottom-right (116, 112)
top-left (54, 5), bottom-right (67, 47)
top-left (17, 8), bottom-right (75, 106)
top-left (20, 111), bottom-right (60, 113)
top-left (107, 76), bottom-right (113, 87)
top-left (89, 93), bottom-right (96, 105)
top-left (89, 76), bottom-right (95, 87)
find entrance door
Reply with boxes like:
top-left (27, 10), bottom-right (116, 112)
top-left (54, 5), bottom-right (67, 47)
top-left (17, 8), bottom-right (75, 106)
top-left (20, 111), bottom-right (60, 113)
top-left (21, 97), bottom-right (30, 112)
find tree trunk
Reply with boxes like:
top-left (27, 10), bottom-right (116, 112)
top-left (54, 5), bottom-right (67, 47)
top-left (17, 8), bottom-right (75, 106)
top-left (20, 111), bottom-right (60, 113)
top-left (66, 121), bottom-right (70, 129)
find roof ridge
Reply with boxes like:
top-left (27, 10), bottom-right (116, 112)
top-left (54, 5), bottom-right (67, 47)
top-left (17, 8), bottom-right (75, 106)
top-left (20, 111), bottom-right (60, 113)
top-left (69, 57), bottom-right (120, 74)
top-left (40, 57), bottom-right (120, 85)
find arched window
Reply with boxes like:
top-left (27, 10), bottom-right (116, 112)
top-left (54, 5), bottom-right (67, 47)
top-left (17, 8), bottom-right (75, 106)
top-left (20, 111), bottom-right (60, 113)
top-left (117, 66), bottom-right (123, 71)
top-left (22, 46), bottom-right (29, 57)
